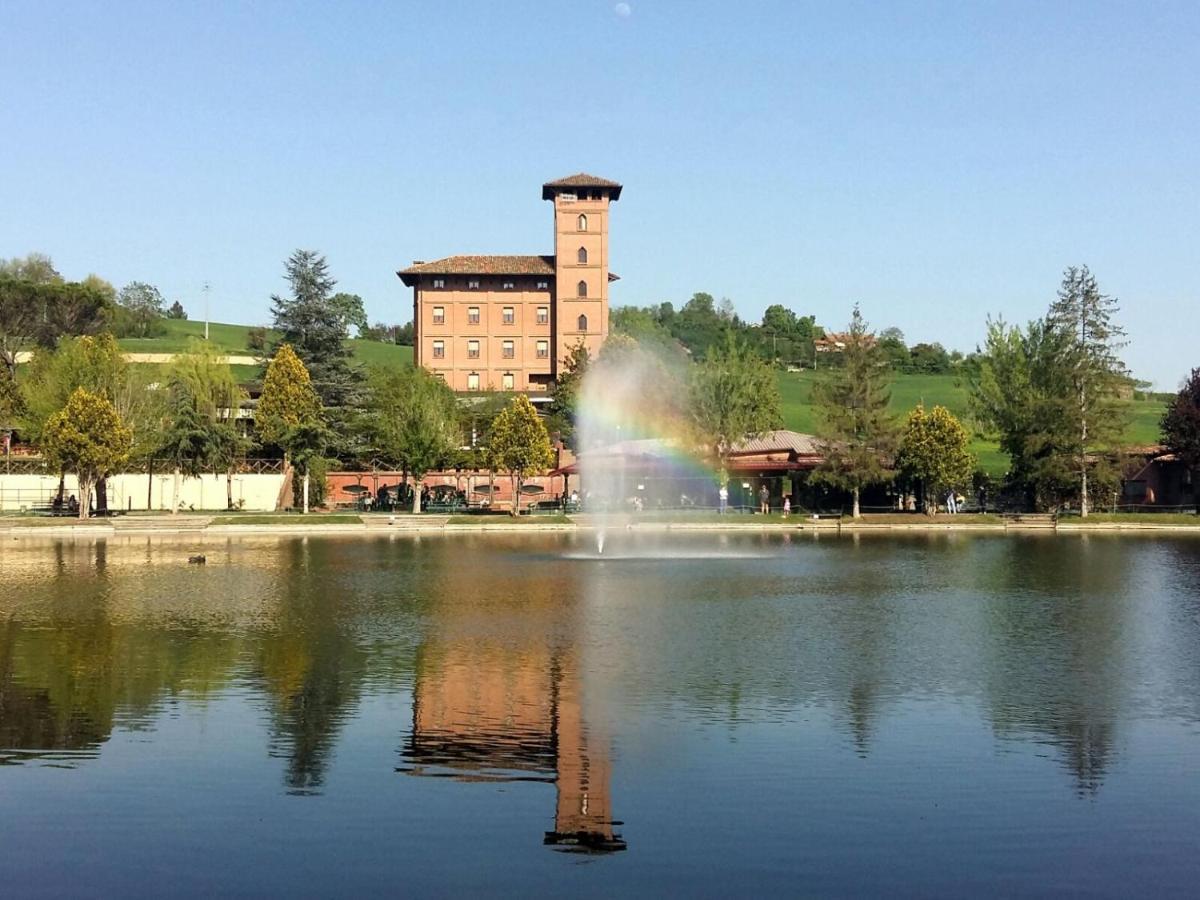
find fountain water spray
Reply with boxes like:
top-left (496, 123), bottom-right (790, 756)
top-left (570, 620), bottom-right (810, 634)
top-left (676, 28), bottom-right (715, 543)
top-left (575, 339), bottom-right (691, 556)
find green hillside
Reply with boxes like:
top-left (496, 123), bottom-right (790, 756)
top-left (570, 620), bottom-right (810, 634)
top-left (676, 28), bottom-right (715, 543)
top-left (117, 319), bottom-right (413, 374)
top-left (777, 370), bottom-right (1166, 475)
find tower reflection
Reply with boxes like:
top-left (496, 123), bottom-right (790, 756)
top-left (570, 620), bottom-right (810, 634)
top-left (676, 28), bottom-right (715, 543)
top-left (399, 546), bottom-right (624, 852)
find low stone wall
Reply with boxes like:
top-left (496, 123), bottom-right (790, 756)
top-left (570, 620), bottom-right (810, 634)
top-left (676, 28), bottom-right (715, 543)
top-left (0, 472), bottom-right (286, 512)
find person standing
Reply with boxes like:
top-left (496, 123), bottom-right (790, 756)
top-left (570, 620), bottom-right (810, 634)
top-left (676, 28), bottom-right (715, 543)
top-left (783, 496), bottom-right (791, 518)
top-left (758, 484), bottom-right (770, 515)
top-left (946, 490), bottom-right (957, 514)
top-left (718, 484), bottom-right (729, 514)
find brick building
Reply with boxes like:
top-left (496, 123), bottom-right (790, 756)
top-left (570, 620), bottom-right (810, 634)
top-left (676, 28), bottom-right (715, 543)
top-left (398, 173), bottom-right (621, 393)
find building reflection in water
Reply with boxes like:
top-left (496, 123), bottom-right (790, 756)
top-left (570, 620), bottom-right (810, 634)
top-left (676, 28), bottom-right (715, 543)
top-left (398, 540), bottom-right (625, 852)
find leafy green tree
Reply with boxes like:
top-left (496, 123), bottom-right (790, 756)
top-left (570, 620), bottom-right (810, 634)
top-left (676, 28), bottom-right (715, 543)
top-left (329, 292), bottom-right (368, 337)
top-left (1, 277), bottom-right (113, 378)
top-left (257, 344), bottom-right (326, 512)
top-left (1045, 266), bottom-right (1129, 517)
top-left (908, 342), bottom-right (952, 373)
top-left (0, 253), bottom-right (62, 284)
top-left (688, 331), bottom-right (783, 481)
top-left (116, 281), bottom-right (166, 338)
top-left (546, 339), bottom-right (590, 443)
top-left (1161, 368), bottom-right (1200, 509)
top-left (368, 366), bottom-right (460, 513)
top-left (811, 306), bottom-right (897, 518)
top-left (41, 387), bottom-right (132, 519)
top-left (762, 304), bottom-right (799, 334)
top-left (968, 317), bottom-right (1087, 510)
top-left (162, 341), bottom-right (250, 511)
top-left (488, 395), bottom-right (555, 514)
top-left (268, 250), bottom-right (361, 410)
top-left (897, 404), bottom-right (976, 513)
top-left (0, 366), bottom-right (23, 435)
top-left (166, 300), bottom-right (188, 320)
top-left (20, 334), bottom-right (163, 509)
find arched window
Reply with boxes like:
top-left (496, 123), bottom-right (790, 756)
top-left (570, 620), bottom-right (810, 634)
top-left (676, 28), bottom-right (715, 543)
top-left (577, 314), bottom-right (588, 332)
top-left (577, 246), bottom-right (588, 264)
top-left (577, 214), bottom-right (587, 231)
top-left (577, 280), bottom-right (587, 298)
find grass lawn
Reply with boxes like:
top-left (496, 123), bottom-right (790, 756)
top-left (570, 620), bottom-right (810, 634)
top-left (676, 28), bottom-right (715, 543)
top-left (0, 516), bottom-right (110, 526)
top-left (209, 514), bottom-right (363, 525)
top-left (777, 370), bottom-right (1167, 476)
top-left (447, 514), bottom-right (574, 525)
top-left (117, 319), bottom-right (413, 378)
top-left (1060, 512), bottom-right (1198, 525)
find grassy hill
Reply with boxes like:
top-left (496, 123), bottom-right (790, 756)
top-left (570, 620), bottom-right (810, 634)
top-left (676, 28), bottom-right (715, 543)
top-left (777, 370), bottom-right (1166, 475)
top-left (117, 319), bottom-right (413, 381)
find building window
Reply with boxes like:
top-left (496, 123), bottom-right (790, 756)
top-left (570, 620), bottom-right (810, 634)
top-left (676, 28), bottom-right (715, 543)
top-left (434, 373), bottom-right (446, 382)
top-left (467, 339), bottom-right (480, 359)
top-left (467, 373), bottom-right (480, 391)
top-left (502, 306), bottom-right (515, 325)
top-left (432, 278), bottom-right (445, 289)
top-left (536, 306), bottom-right (549, 325)
top-left (502, 280), bottom-right (515, 290)
top-left (502, 373), bottom-right (514, 391)
top-left (536, 340), bottom-right (549, 359)
top-left (577, 314), bottom-right (588, 332)
top-left (577, 214), bottom-right (587, 231)
top-left (536, 280), bottom-right (549, 290)
top-left (432, 306), bottom-right (444, 325)
top-left (577, 246), bottom-right (588, 264)
top-left (468, 278), bottom-right (480, 289)
top-left (502, 340), bottom-right (515, 359)
top-left (432, 340), bottom-right (445, 359)
top-left (468, 306), bottom-right (480, 324)
top-left (577, 280), bottom-right (587, 298)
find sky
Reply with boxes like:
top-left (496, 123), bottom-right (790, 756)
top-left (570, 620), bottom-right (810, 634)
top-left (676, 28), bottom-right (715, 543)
top-left (2, 0), bottom-right (1197, 387)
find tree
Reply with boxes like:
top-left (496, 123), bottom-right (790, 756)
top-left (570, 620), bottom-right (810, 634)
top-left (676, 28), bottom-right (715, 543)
top-left (488, 395), bottom-right (555, 515)
top-left (968, 317), bottom-right (1096, 510)
top-left (762, 304), bottom-right (799, 334)
top-left (166, 300), bottom-right (188, 320)
top-left (329, 292), bottom-right (368, 337)
top-left (161, 341), bottom-right (250, 511)
top-left (0, 366), bottom-right (23, 434)
top-left (268, 250), bottom-right (360, 409)
top-left (0, 252), bottom-right (62, 284)
top-left (688, 331), bottom-right (783, 480)
top-left (116, 281), bottom-right (166, 338)
top-left (40, 387), bottom-right (132, 519)
top-left (257, 344), bottom-right (326, 513)
top-left (0, 278), bottom-right (113, 378)
top-left (811, 306), bottom-right (897, 518)
top-left (20, 334), bottom-right (163, 510)
top-left (897, 404), bottom-right (976, 513)
top-left (1161, 368), bottom-right (1200, 509)
top-left (546, 339), bottom-right (590, 443)
top-left (369, 366), bottom-right (460, 513)
top-left (1045, 265), bottom-right (1129, 517)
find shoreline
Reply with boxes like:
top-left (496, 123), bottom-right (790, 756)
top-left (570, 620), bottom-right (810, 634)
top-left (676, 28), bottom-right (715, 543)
top-left (2, 515), bottom-right (1199, 538)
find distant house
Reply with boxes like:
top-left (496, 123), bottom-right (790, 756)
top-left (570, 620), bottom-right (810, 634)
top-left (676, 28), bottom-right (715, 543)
top-left (814, 332), bottom-right (876, 354)
top-left (1121, 446), bottom-right (1196, 509)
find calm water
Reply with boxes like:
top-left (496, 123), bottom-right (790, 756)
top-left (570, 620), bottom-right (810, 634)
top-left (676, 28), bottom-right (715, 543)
top-left (1, 532), bottom-right (1198, 897)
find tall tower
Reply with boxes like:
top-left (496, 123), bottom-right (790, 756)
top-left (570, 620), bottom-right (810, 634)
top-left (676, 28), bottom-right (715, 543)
top-left (542, 174), bottom-right (622, 372)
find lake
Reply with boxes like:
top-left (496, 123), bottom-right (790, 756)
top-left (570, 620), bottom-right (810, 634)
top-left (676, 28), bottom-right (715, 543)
top-left (1, 532), bottom-right (1198, 897)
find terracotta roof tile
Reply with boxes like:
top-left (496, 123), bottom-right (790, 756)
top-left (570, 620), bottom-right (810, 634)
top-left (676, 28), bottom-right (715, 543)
top-left (398, 255), bottom-right (555, 285)
top-left (542, 173), bottom-right (622, 200)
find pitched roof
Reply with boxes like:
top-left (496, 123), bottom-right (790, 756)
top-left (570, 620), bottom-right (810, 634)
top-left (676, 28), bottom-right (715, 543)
top-left (542, 173), bottom-right (623, 200)
top-left (398, 255), bottom-right (556, 285)
top-left (730, 430), bottom-right (823, 456)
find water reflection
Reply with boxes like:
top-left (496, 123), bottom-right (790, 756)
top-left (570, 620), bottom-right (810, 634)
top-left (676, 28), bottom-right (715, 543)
top-left (0, 533), bottom-right (1198, 823)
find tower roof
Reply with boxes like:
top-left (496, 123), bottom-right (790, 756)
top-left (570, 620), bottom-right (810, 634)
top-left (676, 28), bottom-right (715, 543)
top-left (542, 173), bottom-right (622, 201)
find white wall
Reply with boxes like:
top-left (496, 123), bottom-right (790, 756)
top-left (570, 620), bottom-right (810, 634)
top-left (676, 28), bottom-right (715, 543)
top-left (0, 472), bottom-right (285, 512)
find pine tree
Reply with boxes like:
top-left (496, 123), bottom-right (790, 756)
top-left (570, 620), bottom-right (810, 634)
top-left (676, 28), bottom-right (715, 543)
top-left (268, 250), bottom-right (361, 411)
top-left (1046, 266), bottom-right (1129, 517)
top-left (1161, 368), bottom-right (1200, 511)
top-left (811, 305), bottom-right (897, 518)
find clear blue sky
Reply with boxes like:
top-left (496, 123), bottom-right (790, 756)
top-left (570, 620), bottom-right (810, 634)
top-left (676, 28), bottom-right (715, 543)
top-left (2, 1), bottom-right (1197, 386)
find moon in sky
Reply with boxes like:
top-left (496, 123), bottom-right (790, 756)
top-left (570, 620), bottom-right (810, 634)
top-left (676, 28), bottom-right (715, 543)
top-left (614, 2), bottom-right (632, 17)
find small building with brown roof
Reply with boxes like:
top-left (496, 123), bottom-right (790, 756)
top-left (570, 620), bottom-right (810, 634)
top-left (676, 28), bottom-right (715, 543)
top-left (398, 174), bottom-right (622, 394)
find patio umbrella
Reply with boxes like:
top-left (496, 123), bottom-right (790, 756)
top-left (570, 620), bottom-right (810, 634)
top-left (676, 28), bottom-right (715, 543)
top-left (343, 485), bottom-right (369, 496)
